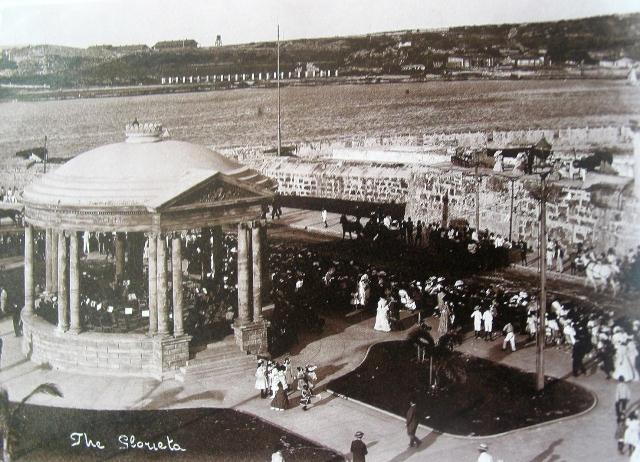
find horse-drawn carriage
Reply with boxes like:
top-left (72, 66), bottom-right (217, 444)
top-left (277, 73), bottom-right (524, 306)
top-left (0, 204), bottom-right (23, 227)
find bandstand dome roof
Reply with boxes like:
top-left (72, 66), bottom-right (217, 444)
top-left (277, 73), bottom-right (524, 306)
top-left (23, 122), bottom-right (275, 232)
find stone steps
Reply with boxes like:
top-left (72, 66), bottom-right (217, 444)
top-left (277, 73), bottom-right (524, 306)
top-left (175, 337), bottom-right (257, 382)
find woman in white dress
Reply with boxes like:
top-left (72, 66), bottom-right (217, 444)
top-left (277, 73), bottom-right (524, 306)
top-left (615, 341), bottom-right (637, 382)
top-left (255, 361), bottom-right (269, 398)
top-left (374, 295), bottom-right (392, 332)
top-left (627, 340), bottom-right (640, 381)
top-left (357, 274), bottom-right (370, 309)
top-left (625, 412), bottom-right (640, 454)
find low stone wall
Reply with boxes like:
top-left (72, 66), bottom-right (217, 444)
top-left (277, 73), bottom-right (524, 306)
top-left (243, 155), bottom-right (639, 253)
top-left (405, 166), bottom-right (640, 253)
top-left (244, 157), bottom-right (411, 204)
top-left (221, 124), bottom-right (632, 162)
top-left (21, 312), bottom-right (190, 380)
top-left (0, 161), bottom-right (60, 192)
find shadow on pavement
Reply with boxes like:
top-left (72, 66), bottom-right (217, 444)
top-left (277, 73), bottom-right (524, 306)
top-left (386, 430), bottom-right (441, 462)
top-left (140, 387), bottom-right (226, 409)
top-left (527, 438), bottom-right (564, 462)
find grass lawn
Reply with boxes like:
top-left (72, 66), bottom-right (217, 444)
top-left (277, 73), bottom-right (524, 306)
top-left (328, 340), bottom-right (595, 436)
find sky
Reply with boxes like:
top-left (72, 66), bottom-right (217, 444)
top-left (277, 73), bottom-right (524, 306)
top-left (0, 0), bottom-right (638, 48)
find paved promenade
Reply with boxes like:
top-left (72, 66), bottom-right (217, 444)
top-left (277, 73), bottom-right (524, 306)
top-left (0, 214), bottom-right (634, 461)
top-left (0, 309), bottom-right (633, 462)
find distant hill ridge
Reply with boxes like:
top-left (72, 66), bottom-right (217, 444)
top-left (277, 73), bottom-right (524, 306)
top-left (0, 12), bottom-right (638, 87)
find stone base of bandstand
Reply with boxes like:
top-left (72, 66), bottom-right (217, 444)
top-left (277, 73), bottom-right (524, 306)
top-left (233, 319), bottom-right (270, 356)
top-left (21, 310), bottom-right (191, 381)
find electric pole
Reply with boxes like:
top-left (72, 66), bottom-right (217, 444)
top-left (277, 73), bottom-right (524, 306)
top-left (475, 153), bottom-right (480, 232)
top-left (43, 135), bottom-right (48, 174)
top-left (508, 177), bottom-right (515, 242)
top-left (536, 171), bottom-right (550, 391)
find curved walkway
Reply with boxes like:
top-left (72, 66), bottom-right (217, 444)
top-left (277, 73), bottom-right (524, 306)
top-left (0, 306), bottom-right (633, 462)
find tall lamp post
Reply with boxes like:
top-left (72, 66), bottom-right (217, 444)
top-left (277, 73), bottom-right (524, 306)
top-left (475, 151), bottom-right (481, 232)
top-left (508, 176), bottom-right (516, 242)
top-left (535, 167), bottom-right (553, 391)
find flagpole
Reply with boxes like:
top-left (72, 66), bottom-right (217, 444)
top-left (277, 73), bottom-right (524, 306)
top-left (43, 135), bottom-right (48, 174)
top-left (277, 24), bottom-right (281, 157)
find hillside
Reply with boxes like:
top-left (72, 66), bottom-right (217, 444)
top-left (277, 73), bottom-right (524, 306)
top-left (0, 13), bottom-right (638, 87)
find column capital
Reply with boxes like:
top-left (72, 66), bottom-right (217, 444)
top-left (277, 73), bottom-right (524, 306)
top-left (169, 231), bottom-right (184, 240)
top-left (250, 219), bottom-right (266, 229)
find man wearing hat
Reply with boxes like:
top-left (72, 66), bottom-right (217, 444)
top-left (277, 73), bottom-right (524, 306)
top-left (350, 431), bottom-right (368, 462)
top-left (477, 443), bottom-right (495, 462)
top-left (406, 400), bottom-right (420, 447)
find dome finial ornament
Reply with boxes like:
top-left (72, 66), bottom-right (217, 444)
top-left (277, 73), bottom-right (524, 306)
top-left (125, 121), bottom-right (163, 143)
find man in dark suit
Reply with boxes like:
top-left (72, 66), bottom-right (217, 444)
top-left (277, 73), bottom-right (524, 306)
top-left (406, 400), bottom-right (420, 447)
top-left (350, 431), bottom-right (368, 462)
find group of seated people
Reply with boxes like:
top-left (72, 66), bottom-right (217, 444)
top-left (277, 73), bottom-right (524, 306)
top-left (0, 186), bottom-right (20, 203)
top-left (0, 232), bottom-right (24, 259)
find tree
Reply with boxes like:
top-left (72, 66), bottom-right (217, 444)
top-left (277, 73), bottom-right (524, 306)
top-left (0, 383), bottom-right (63, 462)
top-left (408, 327), bottom-right (467, 393)
top-left (430, 334), bottom-right (468, 391)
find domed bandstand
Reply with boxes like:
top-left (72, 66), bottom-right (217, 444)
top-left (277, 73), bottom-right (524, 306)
top-left (20, 123), bottom-right (274, 379)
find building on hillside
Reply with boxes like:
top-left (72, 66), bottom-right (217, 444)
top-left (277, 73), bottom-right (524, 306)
top-left (447, 55), bottom-right (495, 69)
top-left (153, 39), bottom-right (198, 50)
top-left (515, 55), bottom-right (545, 67)
top-left (599, 57), bottom-right (635, 68)
top-left (447, 56), bottom-right (470, 69)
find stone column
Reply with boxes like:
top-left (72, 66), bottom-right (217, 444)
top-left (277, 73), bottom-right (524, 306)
top-left (51, 230), bottom-right (58, 293)
top-left (171, 235), bottom-right (184, 336)
top-left (156, 234), bottom-right (169, 335)
top-left (260, 223), bottom-right (271, 298)
top-left (631, 123), bottom-right (640, 199)
top-left (147, 233), bottom-right (158, 335)
top-left (57, 232), bottom-right (69, 331)
top-left (69, 231), bottom-right (81, 333)
top-left (45, 228), bottom-right (53, 292)
top-left (251, 222), bottom-right (263, 322)
top-left (211, 225), bottom-right (223, 283)
top-left (24, 224), bottom-right (34, 314)
top-left (236, 223), bottom-right (252, 324)
top-left (115, 232), bottom-right (125, 282)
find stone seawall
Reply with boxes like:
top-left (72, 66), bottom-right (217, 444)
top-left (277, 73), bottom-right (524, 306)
top-left (249, 157), bottom-right (411, 204)
top-left (245, 155), bottom-right (639, 253)
top-left (224, 125), bottom-right (632, 161)
top-left (406, 167), bottom-right (640, 253)
top-left (0, 161), bottom-right (60, 191)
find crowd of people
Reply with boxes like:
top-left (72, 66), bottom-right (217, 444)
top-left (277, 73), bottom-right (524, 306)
top-left (0, 232), bottom-right (24, 259)
top-left (346, 209), bottom-right (525, 272)
top-left (0, 186), bottom-right (20, 204)
top-left (31, 229), bottom-right (240, 338)
top-left (254, 358), bottom-right (319, 412)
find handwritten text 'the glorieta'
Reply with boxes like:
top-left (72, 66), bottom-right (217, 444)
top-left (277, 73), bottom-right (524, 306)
top-left (70, 432), bottom-right (186, 452)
